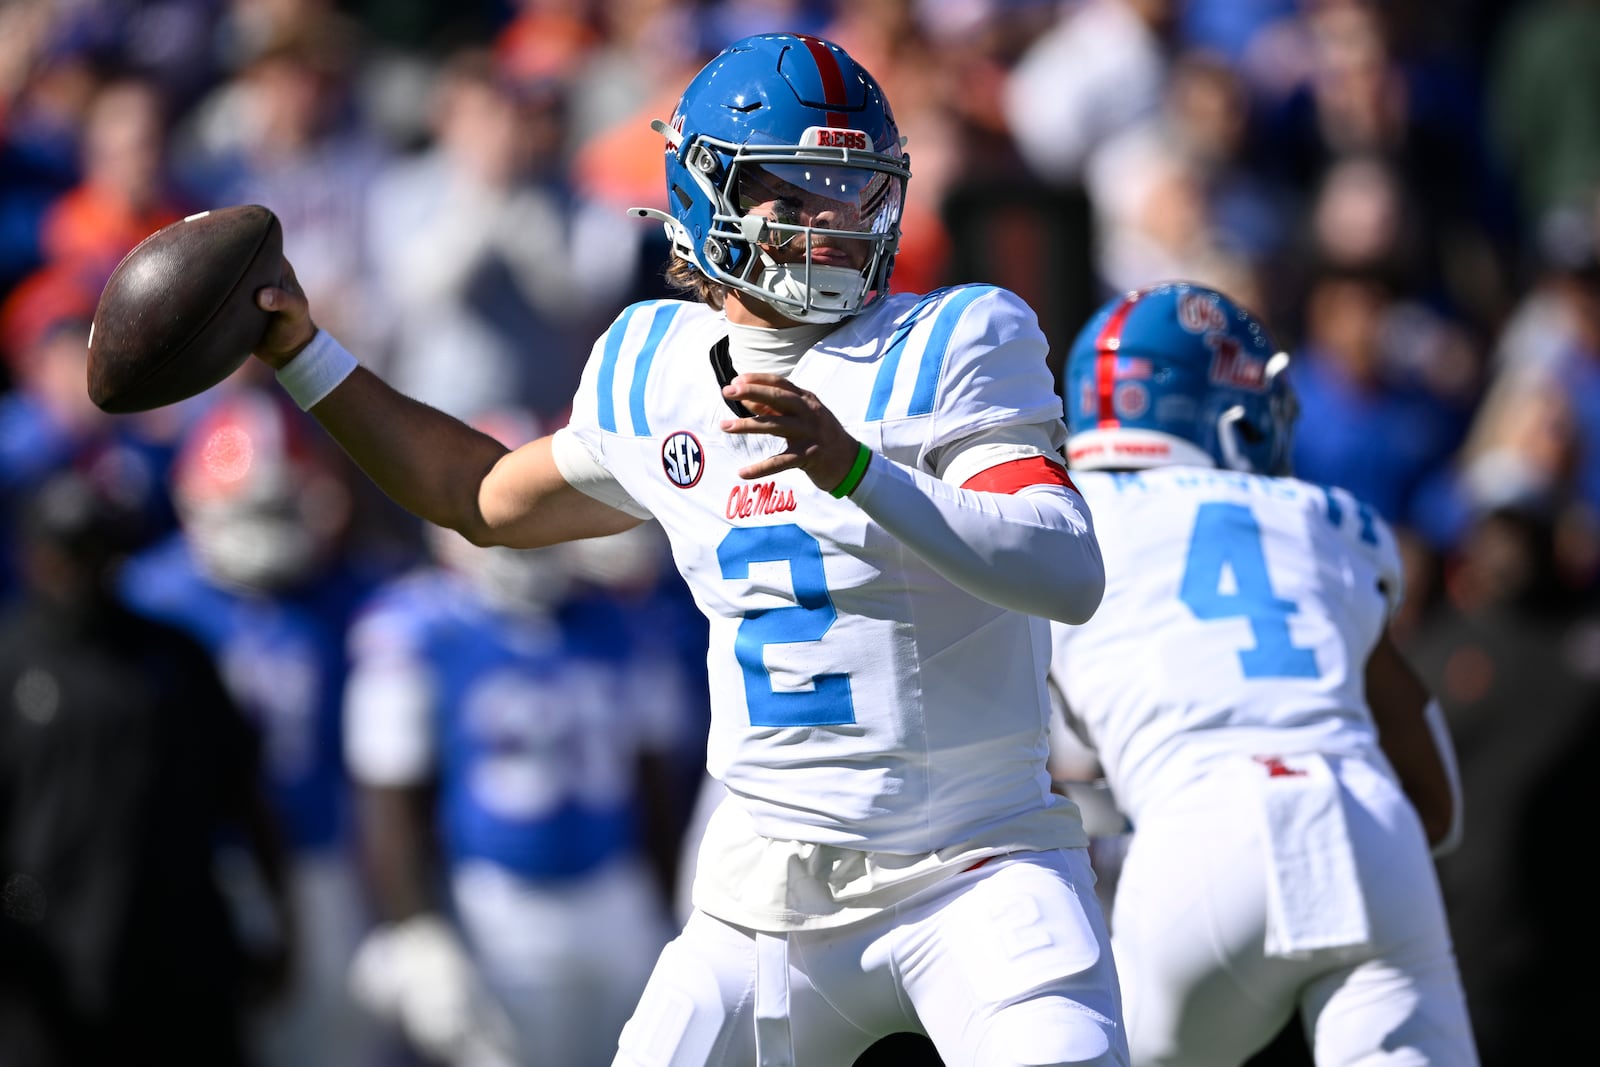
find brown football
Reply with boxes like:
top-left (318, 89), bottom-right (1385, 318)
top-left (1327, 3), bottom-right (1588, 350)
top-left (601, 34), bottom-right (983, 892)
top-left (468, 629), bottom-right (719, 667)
top-left (87, 204), bottom-right (283, 413)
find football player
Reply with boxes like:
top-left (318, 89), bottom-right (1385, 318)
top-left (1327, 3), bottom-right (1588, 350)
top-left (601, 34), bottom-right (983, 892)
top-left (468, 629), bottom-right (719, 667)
top-left (342, 410), bottom-right (693, 1067)
top-left (249, 31), bottom-right (1125, 1067)
top-left (118, 387), bottom-right (392, 1067)
top-left (1048, 282), bottom-right (1479, 1066)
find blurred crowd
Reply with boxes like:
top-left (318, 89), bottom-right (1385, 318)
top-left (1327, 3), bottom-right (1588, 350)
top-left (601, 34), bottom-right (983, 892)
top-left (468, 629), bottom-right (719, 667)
top-left (1, 1), bottom-right (1598, 1065)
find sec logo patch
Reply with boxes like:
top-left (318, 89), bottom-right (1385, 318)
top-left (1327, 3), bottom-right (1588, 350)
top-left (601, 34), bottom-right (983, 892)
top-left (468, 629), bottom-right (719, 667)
top-left (662, 431), bottom-right (704, 488)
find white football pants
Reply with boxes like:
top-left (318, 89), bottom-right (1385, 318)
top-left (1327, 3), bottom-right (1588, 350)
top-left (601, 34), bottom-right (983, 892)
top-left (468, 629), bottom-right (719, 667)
top-left (1109, 753), bottom-right (1479, 1066)
top-left (614, 848), bottom-right (1129, 1067)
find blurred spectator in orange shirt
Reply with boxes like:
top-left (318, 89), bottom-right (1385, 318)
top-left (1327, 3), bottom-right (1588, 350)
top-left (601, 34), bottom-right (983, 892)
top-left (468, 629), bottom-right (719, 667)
top-left (38, 73), bottom-right (192, 288)
top-left (494, 0), bottom-right (604, 91)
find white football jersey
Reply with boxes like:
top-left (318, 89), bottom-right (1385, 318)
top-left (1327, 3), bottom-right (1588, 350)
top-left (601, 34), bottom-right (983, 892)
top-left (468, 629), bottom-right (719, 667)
top-left (563, 285), bottom-right (1080, 854)
top-left (1049, 467), bottom-right (1403, 827)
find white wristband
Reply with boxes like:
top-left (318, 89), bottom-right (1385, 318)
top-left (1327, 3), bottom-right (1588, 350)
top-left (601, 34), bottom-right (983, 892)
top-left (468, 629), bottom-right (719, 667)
top-left (276, 329), bottom-right (357, 410)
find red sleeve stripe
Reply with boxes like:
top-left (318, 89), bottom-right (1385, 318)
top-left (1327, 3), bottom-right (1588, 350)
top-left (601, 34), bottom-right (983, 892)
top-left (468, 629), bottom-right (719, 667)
top-left (796, 34), bottom-right (850, 127)
top-left (1094, 292), bottom-right (1142, 429)
top-left (960, 456), bottom-right (1079, 495)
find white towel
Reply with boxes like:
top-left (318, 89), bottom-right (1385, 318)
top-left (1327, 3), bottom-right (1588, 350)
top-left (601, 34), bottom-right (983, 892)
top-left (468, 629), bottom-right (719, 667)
top-left (1250, 752), bottom-right (1372, 958)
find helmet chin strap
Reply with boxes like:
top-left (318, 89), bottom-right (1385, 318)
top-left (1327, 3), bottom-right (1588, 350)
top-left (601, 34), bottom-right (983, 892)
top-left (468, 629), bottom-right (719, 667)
top-left (750, 248), bottom-right (865, 323)
top-left (630, 205), bottom-right (871, 322)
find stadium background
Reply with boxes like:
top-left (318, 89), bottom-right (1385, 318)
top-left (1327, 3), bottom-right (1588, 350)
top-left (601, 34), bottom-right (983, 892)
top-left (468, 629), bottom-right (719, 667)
top-left (2, 1), bottom-right (1597, 1065)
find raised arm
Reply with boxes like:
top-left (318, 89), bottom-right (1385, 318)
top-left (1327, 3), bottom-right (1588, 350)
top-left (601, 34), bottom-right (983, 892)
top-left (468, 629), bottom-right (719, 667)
top-left (720, 371), bottom-right (1105, 624)
top-left (253, 263), bottom-right (640, 548)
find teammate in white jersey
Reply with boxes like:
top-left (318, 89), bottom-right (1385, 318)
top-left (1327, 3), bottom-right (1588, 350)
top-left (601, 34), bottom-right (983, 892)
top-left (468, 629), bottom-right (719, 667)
top-left (244, 32), bottom-right (1125, 1067)
top-left (1049, 282), bottom-right (1479, 1066)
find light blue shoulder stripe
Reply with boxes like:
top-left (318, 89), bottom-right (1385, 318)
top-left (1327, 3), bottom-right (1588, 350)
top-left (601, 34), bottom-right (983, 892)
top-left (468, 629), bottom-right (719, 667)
top-left (907, 285), bottom-right (996, 417)
top-left (864, 285), bottom-right (997, 422)
top-left (629, 303), bottom-right (681, 437)
top-left (865, 290), bottom-right (945, 422)
top-left (595, 305), bottom-right (643, 432)
top-left (595, 301), bottom-right (681, 435)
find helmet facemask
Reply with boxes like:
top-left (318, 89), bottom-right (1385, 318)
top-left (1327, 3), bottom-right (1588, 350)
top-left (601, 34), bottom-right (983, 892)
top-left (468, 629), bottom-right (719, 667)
top-left (646, 122), bottom-right (909, 323)
top-left (629, 34), bottom-right (913, 325)
top-left (1218, 351), bottom-right (1298, 474)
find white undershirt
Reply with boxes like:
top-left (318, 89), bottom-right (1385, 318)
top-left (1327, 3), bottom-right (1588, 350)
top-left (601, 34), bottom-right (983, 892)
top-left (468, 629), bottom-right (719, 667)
top-left (726, 318), bottom-right (836, 374)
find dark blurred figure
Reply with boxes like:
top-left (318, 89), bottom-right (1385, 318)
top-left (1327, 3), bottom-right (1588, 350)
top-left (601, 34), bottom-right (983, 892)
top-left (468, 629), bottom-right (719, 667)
top-left (1406, 435), bottom-right (1600, 1065)
top-left (1487, 0), bottom-right (1600, 229)
top-left (0, 468), bottom-right (291, 1067)
top-left (0, 293), bottom-right (190, 606)
top-left (854, 1031), bottom-right (943, 1065)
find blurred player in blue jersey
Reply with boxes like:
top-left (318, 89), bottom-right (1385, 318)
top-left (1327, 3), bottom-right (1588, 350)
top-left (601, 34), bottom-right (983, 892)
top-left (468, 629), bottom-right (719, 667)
top-left (118, 386), bottom-right (391, 1067)
top-left (341, 410), bottom-right (694, 1067)
top-left (1048, 282), bottom-right (1479, 1066)
top-left (247, 31), bottom-right (1123, 1067)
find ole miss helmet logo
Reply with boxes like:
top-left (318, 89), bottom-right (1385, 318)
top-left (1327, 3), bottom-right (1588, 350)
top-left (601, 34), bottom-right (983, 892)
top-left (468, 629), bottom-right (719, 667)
top-left (662, 431), bottom-right (704, 488)
top-left (801, 126), bottom-right (870, 151)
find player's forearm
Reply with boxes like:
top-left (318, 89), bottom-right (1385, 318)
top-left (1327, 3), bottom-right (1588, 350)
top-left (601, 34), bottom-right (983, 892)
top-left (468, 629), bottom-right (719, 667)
top-left (294, 360), bottom-right (508, 538)
top-left (1376, 698), bottom-right (1460, 854)
top-left (355, 784), bottom-right (444, 923)
top-left (1366, 632), bottom-right (1462, 855)
top-left (851, 453), bottom-right (1106, 623)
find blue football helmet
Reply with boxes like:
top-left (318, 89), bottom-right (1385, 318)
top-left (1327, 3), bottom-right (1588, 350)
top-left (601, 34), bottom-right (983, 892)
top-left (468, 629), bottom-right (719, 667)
top-left (630, 33), bottom-right (911, 323)
top-left (1062, 282), bottom-right (1298, 474)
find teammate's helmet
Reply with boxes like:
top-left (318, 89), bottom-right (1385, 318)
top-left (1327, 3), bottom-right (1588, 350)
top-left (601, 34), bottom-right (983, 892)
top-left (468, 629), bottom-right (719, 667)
top-left (172, 388), bottom-right (351, 591)
top-left (1063, 282), bottom-right (1298, 474)
top-left (632, 32), bottom-right (911, 323)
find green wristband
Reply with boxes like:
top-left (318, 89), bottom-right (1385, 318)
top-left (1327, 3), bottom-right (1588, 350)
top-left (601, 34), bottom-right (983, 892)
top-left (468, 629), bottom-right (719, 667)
top-left (830, 442), bottom-right (873, 499)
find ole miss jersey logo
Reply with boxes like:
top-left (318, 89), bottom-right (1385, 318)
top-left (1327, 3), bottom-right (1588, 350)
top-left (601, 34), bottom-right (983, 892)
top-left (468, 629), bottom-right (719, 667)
top-left (662, 431), bottom-right (704, 488)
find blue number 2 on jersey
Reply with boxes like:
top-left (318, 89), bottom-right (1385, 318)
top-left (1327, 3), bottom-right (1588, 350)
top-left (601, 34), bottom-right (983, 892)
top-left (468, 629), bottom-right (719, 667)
top-left (1179, 502), bottom-right (1319, 679)
top-left (718, 524), bottom-right (857, 727)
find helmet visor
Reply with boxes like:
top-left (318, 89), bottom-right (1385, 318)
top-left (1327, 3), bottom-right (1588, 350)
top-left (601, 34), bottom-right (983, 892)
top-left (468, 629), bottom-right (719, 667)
top-left (736, 163), bottom-right (900, 238)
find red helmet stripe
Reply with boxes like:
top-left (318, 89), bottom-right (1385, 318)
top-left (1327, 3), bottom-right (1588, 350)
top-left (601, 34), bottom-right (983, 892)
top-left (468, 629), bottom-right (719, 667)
top-left (1094, 292), bottom-right (1142, 428)
top-left (796, 35), bottom-right (849, 127)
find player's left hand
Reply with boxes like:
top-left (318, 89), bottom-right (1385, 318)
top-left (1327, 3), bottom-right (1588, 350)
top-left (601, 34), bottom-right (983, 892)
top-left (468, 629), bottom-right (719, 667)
top-left (721, 373), bottom-right (863, 491)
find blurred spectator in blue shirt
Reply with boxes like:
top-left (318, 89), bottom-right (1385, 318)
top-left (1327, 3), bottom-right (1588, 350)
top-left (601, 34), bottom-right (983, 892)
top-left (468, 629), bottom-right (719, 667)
top-left (1288, 263), bottom-right (1474, 531)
